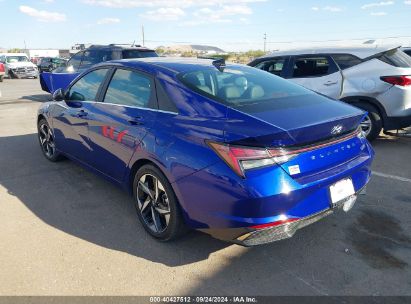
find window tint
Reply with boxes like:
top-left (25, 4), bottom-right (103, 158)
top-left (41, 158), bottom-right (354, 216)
top-left (179, 66), bottom-right (313, 111)
top-left (332, 54), bottom-right (362, 70)
top-left (68, 69), bottom-right (108, 101)
top-left (254, 58), bottom-right (286, 76)
top-left (377, 49), bottom-right (411, 67)
top-left (292, 56), bottom-right (335, 78)
top-left (403, 50), bottom-right (411, 57)
top-left (67, 52), bottom-right (83, 70)
top-left (104, 69), bottom-right (153, 108)
top-left (156, 79), bottom-right (178, 113)
top-left (81, 50), bottom-right (113, 67)
top-left (122, 50), bottom-right (158, 59)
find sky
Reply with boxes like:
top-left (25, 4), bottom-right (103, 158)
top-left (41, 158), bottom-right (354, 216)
top-left (1, 0), bottom-right (411, 52)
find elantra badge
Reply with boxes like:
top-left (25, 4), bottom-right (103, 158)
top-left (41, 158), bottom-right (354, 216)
top-left (331, 125), bottom-right (343, 135)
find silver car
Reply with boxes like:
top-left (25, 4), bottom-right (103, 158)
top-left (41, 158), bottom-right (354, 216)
top-left (249, 46), bottom-right (411, 140)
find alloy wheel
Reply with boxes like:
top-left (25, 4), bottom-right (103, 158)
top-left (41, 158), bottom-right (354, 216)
top-left (360, 114), bottom-right (372, 137)
top-left (137, 174), bottom-right (171, 234)
top-left (39, 123), bottom-right (56, 158)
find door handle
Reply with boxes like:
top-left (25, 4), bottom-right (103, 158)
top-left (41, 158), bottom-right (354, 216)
top-left (128, 116), bottom-right (144, 125)
top-left (324, 81), bottom-right (338, 86)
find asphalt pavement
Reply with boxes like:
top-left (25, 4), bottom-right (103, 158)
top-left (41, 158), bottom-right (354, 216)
top-left (0, 79), bottom-right (410, 295)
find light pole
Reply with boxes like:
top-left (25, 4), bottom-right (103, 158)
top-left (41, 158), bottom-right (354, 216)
top-left (263, 33), bottom-right (267, 53)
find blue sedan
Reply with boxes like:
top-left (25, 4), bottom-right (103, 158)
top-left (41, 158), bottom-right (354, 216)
top-left (37, 58), bottom-right (374, 246)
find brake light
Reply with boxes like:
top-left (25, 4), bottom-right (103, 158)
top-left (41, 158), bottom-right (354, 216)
top-left (207, 142), bottom-right (298, 178)
top-left (0, 63), bottom-right (4, 73)
top-left (380, 76), bottom-right (411, 86)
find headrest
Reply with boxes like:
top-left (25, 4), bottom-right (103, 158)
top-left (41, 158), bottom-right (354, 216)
top-left (250, 85), bottom-right (264, 99)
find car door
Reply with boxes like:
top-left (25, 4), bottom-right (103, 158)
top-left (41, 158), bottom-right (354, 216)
top-left (52, 68), bottom-right (110, 162)
top-left (86, 67), bottom-right (157, 182)
top-left (287, 55), bottom-right (343, 99)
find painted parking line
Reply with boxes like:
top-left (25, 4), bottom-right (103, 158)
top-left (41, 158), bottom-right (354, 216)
top-left (373, 171), bottom-right (411, 183)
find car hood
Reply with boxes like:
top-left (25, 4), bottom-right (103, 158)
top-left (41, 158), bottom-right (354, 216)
top-left (224, 93), bottom-right (365, 147)
top-left (7, 61), bottom-right (36, 69)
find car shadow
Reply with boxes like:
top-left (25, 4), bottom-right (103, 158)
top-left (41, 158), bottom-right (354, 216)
top-left (0, 133), bottom-right (228, 267)
top-left (2, 134), bottom-right (411, 294)
top-left (20, 94), bottom-right (52, 102)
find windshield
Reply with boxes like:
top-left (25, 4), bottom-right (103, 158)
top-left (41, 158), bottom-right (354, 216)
top-left (179, 65), bottom-right (315, 110)
top-left (122, 50), bottom-right (158, 59)
top-left (6, 56), bottom-right (29, 63)
top-left (52, 58), bottom-right (65, 63)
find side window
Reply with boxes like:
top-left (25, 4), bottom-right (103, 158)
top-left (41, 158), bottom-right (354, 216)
top-left (254, 57), bottom-right (286, 76)
top-left (292, 56), bottom-right (337, 78)
top-left (81, 50), bottom-right (113, 67)
top-left (104, 69), bottom-right (154, 108)
top-left (67, 69), bottom-right (109, 101)
top-left (67, 52), bottom-right (83, 70)
top-left (332, 54), bottom-right (362, 70)
top-left (376, 49), bottom-right (411, 68)
top-left (155, 79), bottom-right (178, 113)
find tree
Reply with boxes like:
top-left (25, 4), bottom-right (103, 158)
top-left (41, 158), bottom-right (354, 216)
top-left (7, 48), bottom-right (22, 53)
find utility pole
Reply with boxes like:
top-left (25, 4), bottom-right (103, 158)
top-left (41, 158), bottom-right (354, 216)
top-left (142, 25), bottom-right (145, 46)
top-left (263, 33), bottom-right (267, 53)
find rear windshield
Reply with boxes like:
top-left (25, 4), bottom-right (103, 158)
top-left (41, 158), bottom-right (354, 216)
top-left (179, 65), bottom-right (316, 111)
top-left (377, 49), bottom-right (411, 68)
top-left (122, 50), bottom-right (158, 59)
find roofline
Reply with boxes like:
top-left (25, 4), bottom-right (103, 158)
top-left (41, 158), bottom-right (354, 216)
top-left (262, 45), bottom-right (401, 59)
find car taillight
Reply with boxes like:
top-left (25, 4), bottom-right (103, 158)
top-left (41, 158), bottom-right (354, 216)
top-left (0, 64), bottom-right (4, 72)
top-left (207, 142), bottom-right (298, 178)
top-left (380, 75), bottom-right (411, 86)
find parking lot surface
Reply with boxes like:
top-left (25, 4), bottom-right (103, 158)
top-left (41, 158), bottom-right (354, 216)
top-left (0, 79), bottom-right (410, 295)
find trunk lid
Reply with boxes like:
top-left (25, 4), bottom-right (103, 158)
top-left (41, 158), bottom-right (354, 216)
top-left (225, 93), bottom-right (366, 179)
top-left (226, 93), bottom-right (365, 147)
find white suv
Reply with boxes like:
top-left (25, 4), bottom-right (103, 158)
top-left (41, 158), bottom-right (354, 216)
top-left (249, 46), bottom-right (411, 140)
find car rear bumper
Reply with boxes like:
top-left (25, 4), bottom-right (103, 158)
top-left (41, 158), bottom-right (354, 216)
top-left (173, 136), bottom-right (374, 245)
top-left (197, 182), bottom-right (369, 246)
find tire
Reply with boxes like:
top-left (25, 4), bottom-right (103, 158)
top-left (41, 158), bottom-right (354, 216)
top-left (9, 71), bottom-right (15, 79)
top-left (133, 164), bottom-right (187, 241)
top-left (355, 103), bottom-right (382, 141)
top-left (0, 76), bottom-right (3, 82)
top-left (37, 118), bottom-right (64, 162)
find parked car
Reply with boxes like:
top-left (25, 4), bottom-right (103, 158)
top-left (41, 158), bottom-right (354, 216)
top-left (249, 46), bottom-right (411, 140)
top-left (402, 47), bottom-right (411, 57)
top-left (0, 62), bottom-right (5, 82)
top-left (0, 53), bottom-right (39, 79)
top-left (40, 44), bottom-right (158, 94)
top-left (37, 58), bottom-right (374, 246)
top-left (38, 57), bottom-right (68, 73)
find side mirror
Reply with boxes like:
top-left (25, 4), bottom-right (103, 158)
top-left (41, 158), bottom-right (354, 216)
top-left (52, 88), bottom-right (65, 101)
